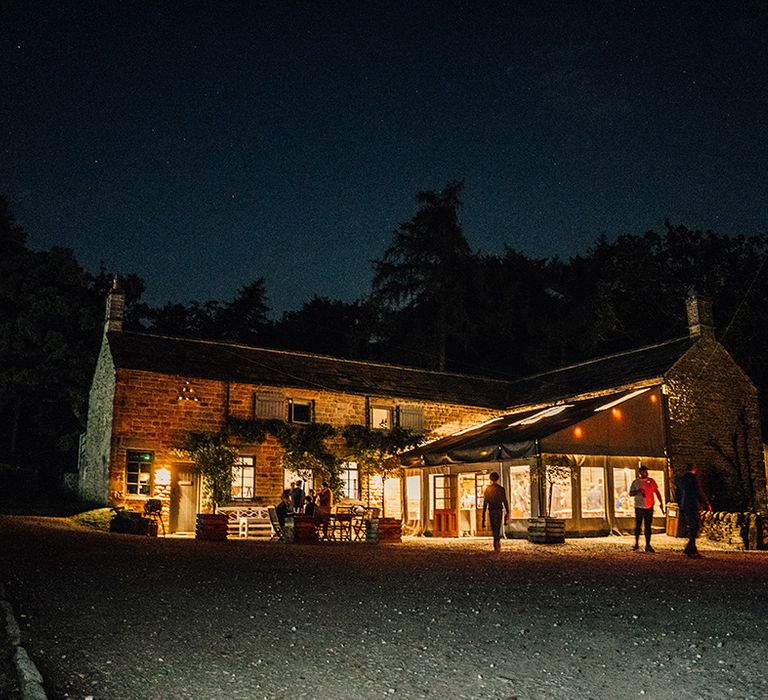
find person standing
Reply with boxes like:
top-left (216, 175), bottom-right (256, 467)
top-left (629, 465), bottom-right (665, 552)
top-left (316, 481), bottom-right (334, 539)
top-left (304, 494), bottom-right (316, 518)
top-left (481, 472), bottom-right (510, 557)
top-left (676, 463), bottom-right (712, 558)
top-left (291, 480), bottom-right (306, 513)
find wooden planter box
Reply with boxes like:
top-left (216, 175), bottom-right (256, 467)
top-left (196, 513), bottom-right (229, 541)
top-left (290, 515), bottom-right (318, 544)
top-left (366, 518), bottom-right (402, 544)
top-left (527, 516), bottom-right (565, 544)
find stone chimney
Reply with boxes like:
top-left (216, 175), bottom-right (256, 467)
top-left (105, 277), bottom-right (125, 333)
top-left (686, 293), bottom-right (714, 340)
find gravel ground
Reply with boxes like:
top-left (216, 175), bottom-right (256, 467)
top-left (0, 515), bottom-right (766, 700)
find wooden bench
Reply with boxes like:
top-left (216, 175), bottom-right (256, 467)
top-left (218, 506), bottom-right (272, 539)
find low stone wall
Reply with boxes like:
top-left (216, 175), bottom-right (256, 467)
top-left (700, 511), bottom-right (767, 550)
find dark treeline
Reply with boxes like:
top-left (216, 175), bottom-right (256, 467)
top-left (2, 186), bottom-right (767, 504)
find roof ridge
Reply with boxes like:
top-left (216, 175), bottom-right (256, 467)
top-left (114, 331), bottom-right (513, 385)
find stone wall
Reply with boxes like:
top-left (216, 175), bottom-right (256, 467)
top-left (100, 365), bottom-right (502, 512)
top-left (78, 337), bottom-right (116, 504)
top-left (700, 511), bottom-right (768, 550)
top-left (665, 336), bottom-right (767, 511)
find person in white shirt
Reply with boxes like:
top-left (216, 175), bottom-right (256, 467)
top-left (629, 465), bottom-right (665, 552)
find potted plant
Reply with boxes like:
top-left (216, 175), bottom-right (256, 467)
top-left (528, 454), bottom-right (576, 544)
top-left (182, 433), bottom-right (238, 540)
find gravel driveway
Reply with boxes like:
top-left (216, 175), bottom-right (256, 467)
top-left (1, 515), bottom-right (766, 700)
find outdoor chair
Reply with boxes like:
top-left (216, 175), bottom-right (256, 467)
top-left (143, 498), bottom-right (165, 536)
top-left (267, 506), bottom-right (285, 542)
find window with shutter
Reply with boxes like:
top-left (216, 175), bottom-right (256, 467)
top-left (254, 393), bottom-right (287, 420)
top-left (398, 405), bottom-right (425, 432)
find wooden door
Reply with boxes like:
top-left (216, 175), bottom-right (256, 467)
top-left (433, 474), bottom-right (458, 537)
top-left (475, 473), bottom-right (492, 535)
top-left (171, 468), bottom-right (199, 533)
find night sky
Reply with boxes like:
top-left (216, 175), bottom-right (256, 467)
top-left (3, 2), bottom-right (768, 316)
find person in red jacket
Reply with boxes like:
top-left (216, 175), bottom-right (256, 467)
top-left (481, 472), bottom-right (510, 557)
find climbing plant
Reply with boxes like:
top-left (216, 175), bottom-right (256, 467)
top-left (179, 432), bottom-right (239, 513)
top-left (342, 425), bottom-right (422, 513)
top-left (228, 418), bottom-right (343, 497)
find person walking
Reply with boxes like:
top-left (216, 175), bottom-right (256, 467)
top-left (629, 465), bottom-right (665, 552)
top-left (676, 463), bottom-right (712, 558)
top-left (481, 471), bottom-right (510, 557)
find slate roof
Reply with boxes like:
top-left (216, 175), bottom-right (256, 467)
top-left (499, 335), bottom-right (696, 409)
top-left (106, 331), bottom-right (515, 408)
top-left (107, 331), bottom-right (697, 411)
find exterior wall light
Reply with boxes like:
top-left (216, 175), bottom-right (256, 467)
top-left (154, 467), bottom-right (171, 486)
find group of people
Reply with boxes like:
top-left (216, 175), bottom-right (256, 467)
top-left (629, 462), bottom-right (711, 557)
top-left (481, 463), bottom-right (712, 558)
top-left (275, 480), bottom-right (334, 530)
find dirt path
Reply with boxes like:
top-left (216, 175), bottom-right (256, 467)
top-left (1, 516), bottom-right (766, 699)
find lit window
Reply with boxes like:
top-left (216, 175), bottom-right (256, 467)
top-left (126, 451), bottom-right (153, 496)
top-left (406, 476), bottom-right (421, 521)
top-left (340, 462), bottom-right (359, 499)
top-left (580, 466), bottom-right (605, 518)
top-left (288, 399), bottom-right (313, 424)
top-left (546, 466), bottom-right (572, 518)
top-left (370, 406), bottom-right (391, 430)
top-left (508, 465), bottom-right (532, 518)
top-left (384, 477), bottom-right (402, 519)
top-left (433, 474), bottom-right (454, 510)
top-left (613, 468), bottom-right (635, 517)
top-left (613, 465), bottom-right (665, 518)
top-left (232, 456), bottom-right (255, 500)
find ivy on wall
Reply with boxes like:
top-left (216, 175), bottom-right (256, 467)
top-left (225, 417), bottom-right (425, 500)
top-left (175, 432), bottom-right (238, 513)
top-left (342, 424), bottom-right (422, 482)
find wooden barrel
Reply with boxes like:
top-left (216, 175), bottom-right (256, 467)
top-left (527, 517), bottom-right (565, 544)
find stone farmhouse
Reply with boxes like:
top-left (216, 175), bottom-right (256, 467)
top-left (78, 285), bottom-right (766, 538)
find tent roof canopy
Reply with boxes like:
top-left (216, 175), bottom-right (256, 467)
top-left (400, 388), bottom-right (653, 467)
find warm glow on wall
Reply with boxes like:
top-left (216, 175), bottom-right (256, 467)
top-left (650, 394), bottom-right (658, 404)
top-left (154, 467), bottom-right (171, 486)
top-left (611, 407), bottom-right (622, 420)
top-left (573, 426), bottom-right (583, 438)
